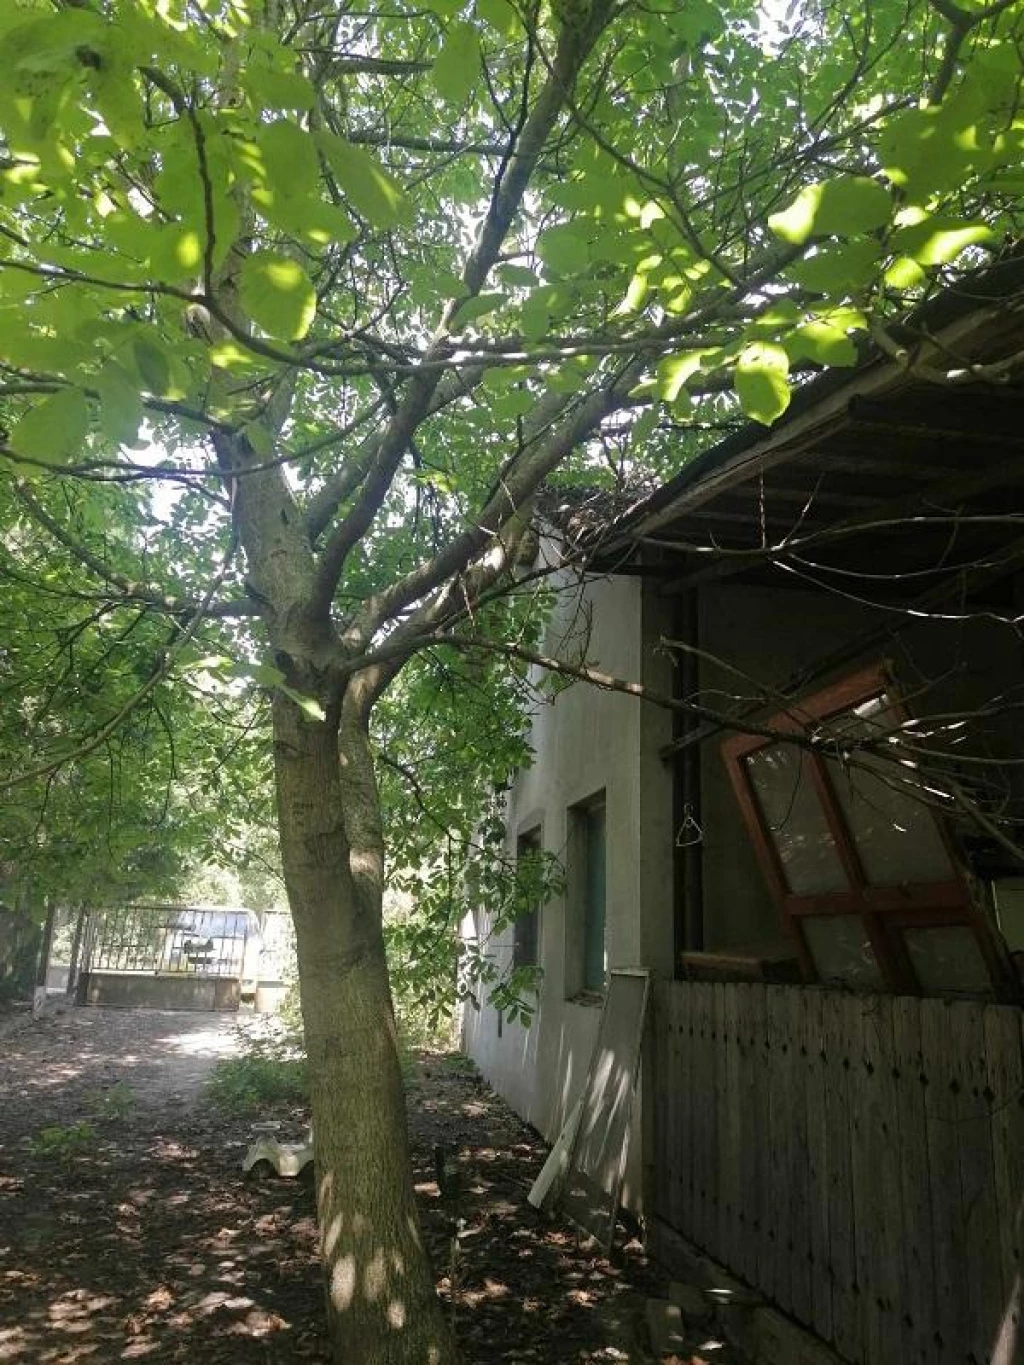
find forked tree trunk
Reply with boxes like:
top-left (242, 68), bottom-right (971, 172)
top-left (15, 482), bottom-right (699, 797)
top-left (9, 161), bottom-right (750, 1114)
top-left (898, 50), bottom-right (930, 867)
top-left (272, 689), bottom-right (453, 1365)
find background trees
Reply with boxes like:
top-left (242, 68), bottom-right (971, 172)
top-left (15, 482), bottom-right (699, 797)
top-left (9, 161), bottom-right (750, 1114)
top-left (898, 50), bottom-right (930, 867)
top-left (0, 0), bottom-right (1021, 1359)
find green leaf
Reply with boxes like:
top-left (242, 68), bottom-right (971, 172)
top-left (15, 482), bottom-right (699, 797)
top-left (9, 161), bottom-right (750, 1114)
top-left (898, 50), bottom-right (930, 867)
top-left (92, 364), bottom-right (143, 447)
top-left (132, 337), bottom-right (171, 396)
top-left (496, 263), bottom-right (539, 288)
top-left (612, 270), bottom-right (649, 317)
top-left (434, 21), bottom-right (481, 104)
top-left (884, 256), bottom-right (926, 290)
top-left (768, 176), bottom-right (892, 245)
top-left (788, 240), bottom-right (881, 296)
top-left (9, 386), bottom-right (90, 463)
top-left (785, 320), bottom-right (858, 368)
top-left (476, 0), bottom-right (519, 36)
top-left (313, 132), bottom-right (406, 228)
top-left (238, 251), bottom-right (317, 341)
top-left (655, 351), bottom-right (708, 403)
top-left (536, 222), bottom-right (593, 277)
top-left (735, 343), bottom-right (790, 425)
top-left (243, 421), bottom-right (275, 459)
top-left (889, 217), bottom-right (994, 267)
top-left (281, 685), bottom-right (326, 722)
top-left (451, 293), bottom-right (505, 327)
top-left (242, 66), bottom-right (316, 111)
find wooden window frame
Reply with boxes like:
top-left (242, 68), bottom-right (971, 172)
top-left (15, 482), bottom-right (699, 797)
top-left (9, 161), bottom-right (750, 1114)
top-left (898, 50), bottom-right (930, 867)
top-left (721, 665), bottom-right (1018, 999)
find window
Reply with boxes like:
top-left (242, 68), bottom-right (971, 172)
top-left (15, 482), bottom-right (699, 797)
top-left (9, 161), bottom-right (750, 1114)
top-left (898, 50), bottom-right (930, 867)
top-left (568, 795), bottom-right (607, 995)
top-left (513, 830), bottom-right (542, 968)
top-left (722, 667), bottom-right (1016, 999)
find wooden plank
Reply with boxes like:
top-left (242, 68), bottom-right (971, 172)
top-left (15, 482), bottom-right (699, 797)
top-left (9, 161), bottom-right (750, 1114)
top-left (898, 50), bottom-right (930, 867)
top-left (766, 984), bottom-right (791, 1311)
top-left (957, 1001), bottom-right (1004, 1365)
top-left (847, 994), bottom-right (883, 1365)
top-left (858, 995), bottom-right (904, 1365)
top-left (891, 994), bottom-right (937, 1365)
top-left (668, 985), bottom-right (687, 1237)
top-left (984, 1003), bottom-right (1024, 1365)
top-left (722, 983), bottom-right (743, 1277)
top-left (787, 986), bottom-right (813, 1331)
top-left (735, 983), bottom-right (759, 1287)
top-left (713, 982), bottom-right (731, 1265)
top-left (652, 985), bottom-right (669, 1218)
top-left (823, 989), bottom-right (861, 1364)
top-left (920, 996), bottom-right (970, 1365)
top-left (678, 983), bottom-right (696, 1240)
top-left (750, 983), bottom-right (774, 1302)
top-left (803, 987), bottom-right (833, 1345)
top-left (694, 982), bottom-right (716, 1252)
top-left (690, 983), bottom-right (704, 1243)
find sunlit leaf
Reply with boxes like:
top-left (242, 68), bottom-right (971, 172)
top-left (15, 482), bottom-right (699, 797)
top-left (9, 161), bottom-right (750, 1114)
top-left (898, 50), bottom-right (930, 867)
top-left (238, 251), bottom-right (317, 341)
top-left (735, 342), bottom-right (790, 425)
top-left (314, 132), bottom-right (407, 228)
top-left (768, 176), bottom-right (892, 245)
top-left (889, 218), bottom-right (994, 266)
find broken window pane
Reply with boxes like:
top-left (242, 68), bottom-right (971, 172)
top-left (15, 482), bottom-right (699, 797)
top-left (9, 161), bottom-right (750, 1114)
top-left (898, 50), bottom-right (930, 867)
top-left (824, 693), bottom-right (952, 886)
top-left (746, 745), bottom-right (849, 895)
top-left (802, 914), bottom-right (884, 989)
top-left (904, 925), bottom-right (992, 996)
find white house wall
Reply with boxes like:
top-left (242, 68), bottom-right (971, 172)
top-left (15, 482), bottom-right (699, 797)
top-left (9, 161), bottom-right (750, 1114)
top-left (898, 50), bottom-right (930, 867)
top-left (462, 568), bottom-right (675, 1210)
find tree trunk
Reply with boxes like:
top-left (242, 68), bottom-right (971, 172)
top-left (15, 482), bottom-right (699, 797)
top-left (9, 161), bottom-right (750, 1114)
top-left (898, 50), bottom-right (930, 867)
top-left (273, 688), bottom-right (453, 1365)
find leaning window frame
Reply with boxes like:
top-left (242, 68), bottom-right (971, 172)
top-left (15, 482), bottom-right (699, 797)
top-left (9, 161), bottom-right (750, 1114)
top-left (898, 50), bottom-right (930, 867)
top-left (721, 664), bottom-right (1018, 1001)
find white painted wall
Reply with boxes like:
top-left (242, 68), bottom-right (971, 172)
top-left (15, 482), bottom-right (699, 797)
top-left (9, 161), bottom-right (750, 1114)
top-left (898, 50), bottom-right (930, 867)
top-left (462, 567), bottom-right (675, 1210)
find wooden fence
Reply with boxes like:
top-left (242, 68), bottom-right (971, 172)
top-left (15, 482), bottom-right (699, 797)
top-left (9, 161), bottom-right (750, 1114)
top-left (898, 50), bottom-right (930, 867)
top-left (652, 981), bottom-right (1024, 1365)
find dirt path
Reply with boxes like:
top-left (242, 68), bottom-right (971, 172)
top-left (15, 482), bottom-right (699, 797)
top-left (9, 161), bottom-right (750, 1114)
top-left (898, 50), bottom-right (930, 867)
top-left (0, 1005), bottom-right (324, 1365)
top-left (0, 1005), bottom-right (734, 1364)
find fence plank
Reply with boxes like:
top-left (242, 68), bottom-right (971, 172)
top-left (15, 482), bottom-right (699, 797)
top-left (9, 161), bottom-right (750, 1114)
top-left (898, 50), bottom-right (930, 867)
top-left (713, 983), bottom-right (730, 1264)
top-left (859, 996), bottom-right (904, 1365)
top-left (658, 982), bottom-right (674, 1217)
top-left (765, 985), bottom-right (791, 1311)
top-left (803, 987), bottom-right (832, 1345)
top-left (985, 1003), bottom-right (1024, 1365)
top-left (693, 988), bottom-right (715, 1250)
top-left (652, 984), bottom-right (1023, 1365)
top-left (742, 982), bottom-right (764, 1288)
top-left (892, 994), bottom-right (937, 1365)
top-left (920, 997), bottom-right (970, 1365)
top-left (669, 984), bottom-right (688, 1236)
top-left (787, 985), bottom-right (813, 1330)
top-left (722, 981), bottom-right (743, 1275)
top-left (957, 1002), bottom-right (1003, 1365)
top-left (823, 990), bottom-right (860, 1363)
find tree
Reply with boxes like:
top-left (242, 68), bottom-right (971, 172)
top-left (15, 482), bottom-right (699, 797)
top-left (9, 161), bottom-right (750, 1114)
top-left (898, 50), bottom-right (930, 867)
top-left (0, 0), bottom-right (1021, 1359)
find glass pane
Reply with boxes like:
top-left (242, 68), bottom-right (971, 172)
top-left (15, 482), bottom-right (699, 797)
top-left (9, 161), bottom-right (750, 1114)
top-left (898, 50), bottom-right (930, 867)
top-left (904, 925), bottom-right (992, 996)
top-left (515, 830), bottom-right (541, 967)
top-left (825, 694), bottom-right (952, 886)
top-left (583, 804), bottom-right (607, 991)
top-left (803, 915), bottom-right (884, 989)
top-left (746, 745), bottom-right (849, 895)
top-left (993, 879), bottom-right (1024, 953)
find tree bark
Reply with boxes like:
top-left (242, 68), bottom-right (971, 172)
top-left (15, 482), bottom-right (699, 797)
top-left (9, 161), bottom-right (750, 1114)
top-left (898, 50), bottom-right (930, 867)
top-left (273, 687), bottom-right (453, 1365)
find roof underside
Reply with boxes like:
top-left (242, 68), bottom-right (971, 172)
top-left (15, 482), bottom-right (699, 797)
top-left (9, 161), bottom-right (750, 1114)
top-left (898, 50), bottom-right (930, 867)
top-left (609, 269), bottom-right (1024, 598)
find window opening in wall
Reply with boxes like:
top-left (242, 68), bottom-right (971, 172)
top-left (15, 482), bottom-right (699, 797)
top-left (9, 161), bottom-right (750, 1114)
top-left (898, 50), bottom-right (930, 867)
top-left (722, 666), bottom-right (1017, 1000)
top-left (581, 799), bottom-right (607, 992)
top-left (514, 829), bottom-right (542, 969)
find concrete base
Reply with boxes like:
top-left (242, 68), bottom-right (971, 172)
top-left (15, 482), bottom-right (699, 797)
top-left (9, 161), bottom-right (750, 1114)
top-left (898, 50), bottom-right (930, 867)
top-left (83, 971), bottom-right (240, 1012)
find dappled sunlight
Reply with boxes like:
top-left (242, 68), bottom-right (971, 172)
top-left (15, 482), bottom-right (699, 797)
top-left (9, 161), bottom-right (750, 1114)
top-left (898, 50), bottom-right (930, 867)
top-left (1, 1008), bottom-right (697, 1363)
top-left (0, 1007), bottom-right (325, 1363)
